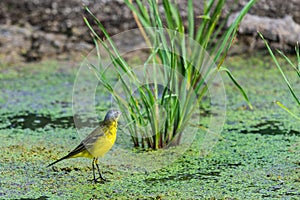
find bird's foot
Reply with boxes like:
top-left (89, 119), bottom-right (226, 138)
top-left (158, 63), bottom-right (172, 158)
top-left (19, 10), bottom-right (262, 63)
top-left (88, 178), bottom-right (105, 184)
top-left (96, 176), bottom-right (109, 182)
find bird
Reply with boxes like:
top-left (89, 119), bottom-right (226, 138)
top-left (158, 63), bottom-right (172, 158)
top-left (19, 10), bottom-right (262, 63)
top-left (47, 110), bottom-right (121, 182)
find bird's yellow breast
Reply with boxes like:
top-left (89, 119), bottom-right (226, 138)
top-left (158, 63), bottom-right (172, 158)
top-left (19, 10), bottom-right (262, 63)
top-left (89, 121), bottom-right (117, 158)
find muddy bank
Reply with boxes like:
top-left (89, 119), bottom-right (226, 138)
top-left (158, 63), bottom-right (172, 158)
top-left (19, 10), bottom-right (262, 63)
top-left (0, 0), bottom-right (300, 64)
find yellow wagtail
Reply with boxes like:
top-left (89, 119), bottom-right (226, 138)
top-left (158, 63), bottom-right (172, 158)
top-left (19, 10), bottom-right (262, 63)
top-left (47, 110), bottom-right (121, 182)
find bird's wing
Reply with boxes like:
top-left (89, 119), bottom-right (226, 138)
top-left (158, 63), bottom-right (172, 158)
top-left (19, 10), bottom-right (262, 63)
top-left (65, 124), bottom-right (106, 158)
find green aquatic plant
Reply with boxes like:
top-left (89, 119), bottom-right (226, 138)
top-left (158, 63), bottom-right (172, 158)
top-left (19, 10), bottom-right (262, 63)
top-left (259, 32), bottom-right (300, 120)
top-left (83, 0), bottom-right (255, 149)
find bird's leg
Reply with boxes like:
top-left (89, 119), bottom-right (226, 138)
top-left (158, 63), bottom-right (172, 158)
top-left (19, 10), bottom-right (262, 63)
top-left (95, 158), bottom-right (106, 181)
top-left (92, 158), bottom-right (97, 182)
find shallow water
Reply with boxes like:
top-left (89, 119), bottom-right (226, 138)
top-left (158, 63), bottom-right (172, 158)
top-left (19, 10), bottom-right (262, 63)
top-left (0, 55), bottom-right (299, 199)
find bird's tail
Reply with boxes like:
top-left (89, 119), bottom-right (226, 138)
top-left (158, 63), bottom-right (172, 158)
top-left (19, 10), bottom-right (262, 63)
top-left (47, 154), bottom-right (70, 167)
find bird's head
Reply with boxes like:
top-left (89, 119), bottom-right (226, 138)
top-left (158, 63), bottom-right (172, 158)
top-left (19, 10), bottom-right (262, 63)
top-left (104, 110), bottom-right (122, 122)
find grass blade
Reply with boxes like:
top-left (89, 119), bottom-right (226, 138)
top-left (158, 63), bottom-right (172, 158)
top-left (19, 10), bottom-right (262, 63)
top-left (259, 32), bottom-right (300, 106)
top-left (276, 101), bottom-right (300, 120)
top-left (219, 66), bottom-right (253, 109)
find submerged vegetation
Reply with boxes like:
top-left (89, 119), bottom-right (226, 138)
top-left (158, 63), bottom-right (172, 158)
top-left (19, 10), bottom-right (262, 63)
top-left (83, 0), bottom-right (255, 149)
top-left (0, 55), bottom-right (299, 199)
